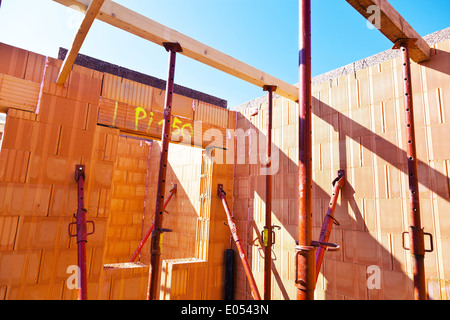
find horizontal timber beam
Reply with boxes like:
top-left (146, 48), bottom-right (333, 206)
top-left (346, 0), bottom-right (431, 63)
top-left (57, 0), bottom-right (105, 85)
top-left (52, 0), bottom-right (299, 101)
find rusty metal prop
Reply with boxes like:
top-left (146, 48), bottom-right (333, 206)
top-left (297, 0), bottom-right (315, 300)
top-left (315, 170), bottom-right (345, 281)
top-left (130, 185), bottom-right (177, 263)
top-left (148, 42), bottom-right (182, 300)
top-left (218, 184), bottom-right (261, 300)
top-left (393, 38), bottom-right (433, 300)
top-left (69, 165), bottom-right (95, 300)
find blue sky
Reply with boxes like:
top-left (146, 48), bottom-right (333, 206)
top-left (0, 0), bottom-right (448, 108)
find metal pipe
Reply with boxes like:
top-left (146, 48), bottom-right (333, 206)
top-left (394, 38), bottom-right (427, 300)
top-left (130, 185), bottom-right (177, 263)
top-left (297, 0), bottom-right (315, 300)
top-left (262, 85), bottom-right (277, 300)
top-left (218, 185), bottom-right (261, 300)
top-left (74, 165), bottom-right (88, 300)
top-left (148, 42), bottom-right (182, 300)
top-left (315, 170), bottom-right (345, 281)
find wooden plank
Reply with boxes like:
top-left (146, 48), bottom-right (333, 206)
top-left (56, 0), bottom-right (105, 85)
top-left (52, 0), bottom-right (299, 102)
top-left (346, 0), bottom-right (431, 63)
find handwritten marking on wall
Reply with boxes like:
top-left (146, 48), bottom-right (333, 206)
top-left (131, 105), bottom-right (193, 138)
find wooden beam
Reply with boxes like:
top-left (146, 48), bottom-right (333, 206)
top-left (53, 0), bottom-right (299, 101)
top-left (346, 0), bottom-right (431, 63)
top-left (56, 0), bottom-right (105, 85)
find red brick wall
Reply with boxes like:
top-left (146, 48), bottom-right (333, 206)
top-left (232, 39), bottom-right (450, 300)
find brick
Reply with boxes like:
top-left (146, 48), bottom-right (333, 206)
top-left (436, 198), bottom-right (450, 238)
top-left (357, 70), bottom-right (371, 108)
top-left (27, 153), bottom-right (82, 186)
top-left (22, 283), bottom-right (50, 300)
top-left (55, 248), bottom-right (83, 280)
top-left (0, 43), bottom-right (28, 78)
top-left (33, 217), bottom-right (60, 248)
top-left (97, 188), bottom-right (111, 217)
top-left (378, 199), bottom-right (404, 234)
top-left (414, 126), bottom-right (429, 162)
top-left (387, 165), bottom-right (402, 199)
top-left (14, 217), bottom-right (34, 250)
top-left (58, 126), bottom-right (95, 159)
top-left (324, 259), bottom-right (356, 298)
top-left (0, 251), bottom-right (26, 285)
top-left (103, 74), bottom-right (153, 111)
top-left (440, 238), bottom-right (450, 281)
top-left (363, 198), bottom-right (377, 232)
top-left (378, 232), bottom-right (393, 270)
top-left (0, 75), bottom-right (39, 112)
top-left (38, 93), bottom-right (88, 130)
top-left (0, 216), bottom-right (19, 250)
top-left (430, 124), bottom-right (450, 161)
top-left (87, 218), bottom-right (107, 247)
top-left (0, 148), bottom-right (30, 183)
top-left (85, 104), bottom-right (99, 132)
top-left (425, 89), bottom-right (444, 126)
top-left (48, 184), bottom-right (77, 217)
top-left (382, 269), bottom-right (413, 300)
top-left (25, 250), bottom-right (42, 284)
top-left (371, 66), bottom-right (394, 104)
top-left (313, 169), bottom-right (331, 199)
top-left (91, 161), bottom-right (114, 188)
top-left (28, 122), bottom-right (60, 156)
top-left (417, 160), bottom-right (432, 199)
top-left (344, 230), bottom-right (379, 266)
top-left (39, 250), bottom-right (55, 282)
top-left (330, 81), bottom-right (349, 111)
top-left (24, 51), bottom-right (47, 83)
top-left (66, 64), bottom-right (102, 105)
top-left (42, 57), bottom-right (66, 97)
top-left (353, 166), bottom-right (375, 198)
top-left (423, 49), bottom-right (450, 92)
top-left (104, 131), bottom-right (119, 162)
top-left (430, 161), bottom-right (450, 199)
top-left (9, 183), bottom-right (51, 216)
top-left (0, 183), bottom-right (12, 215)
top-left (374, 131), bottom-right (400, 166)
top-left (6, 108), bottom-right (36, 121)
top-left (350, 106), bottom-right (372, 138)
top-left (98, 97), bottom-right (127, 128)
top-left (391, 233), bottom-right (408, 273)
top-left (1, 116), bottom-right (34, 150)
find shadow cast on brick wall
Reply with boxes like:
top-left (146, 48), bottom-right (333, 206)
top-left (232, 92), bottom-right (449, 299)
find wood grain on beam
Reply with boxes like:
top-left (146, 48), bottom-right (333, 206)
top-left (53, 0), bottom-right (299, 101)
top-left (346, 0), bottom-right (430, 63)
top-left (57, 0), bottom-right (105, 85)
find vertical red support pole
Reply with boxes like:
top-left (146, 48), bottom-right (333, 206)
top-left (148, 42), bottom-right (182, 300)
top-left (262, 85), bottom-right (277, 300)
top-left (218, 185), bottom-right (261, 300)
top-left (296, 0), bottom-right (316, 300)
top-left (394, 38), bottom-right (427, 300)
top-left (74, 165), bottom-right (88, 301)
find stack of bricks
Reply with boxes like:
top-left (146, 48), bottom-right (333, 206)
top-left (231, 38), bottom-right (450, 300)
